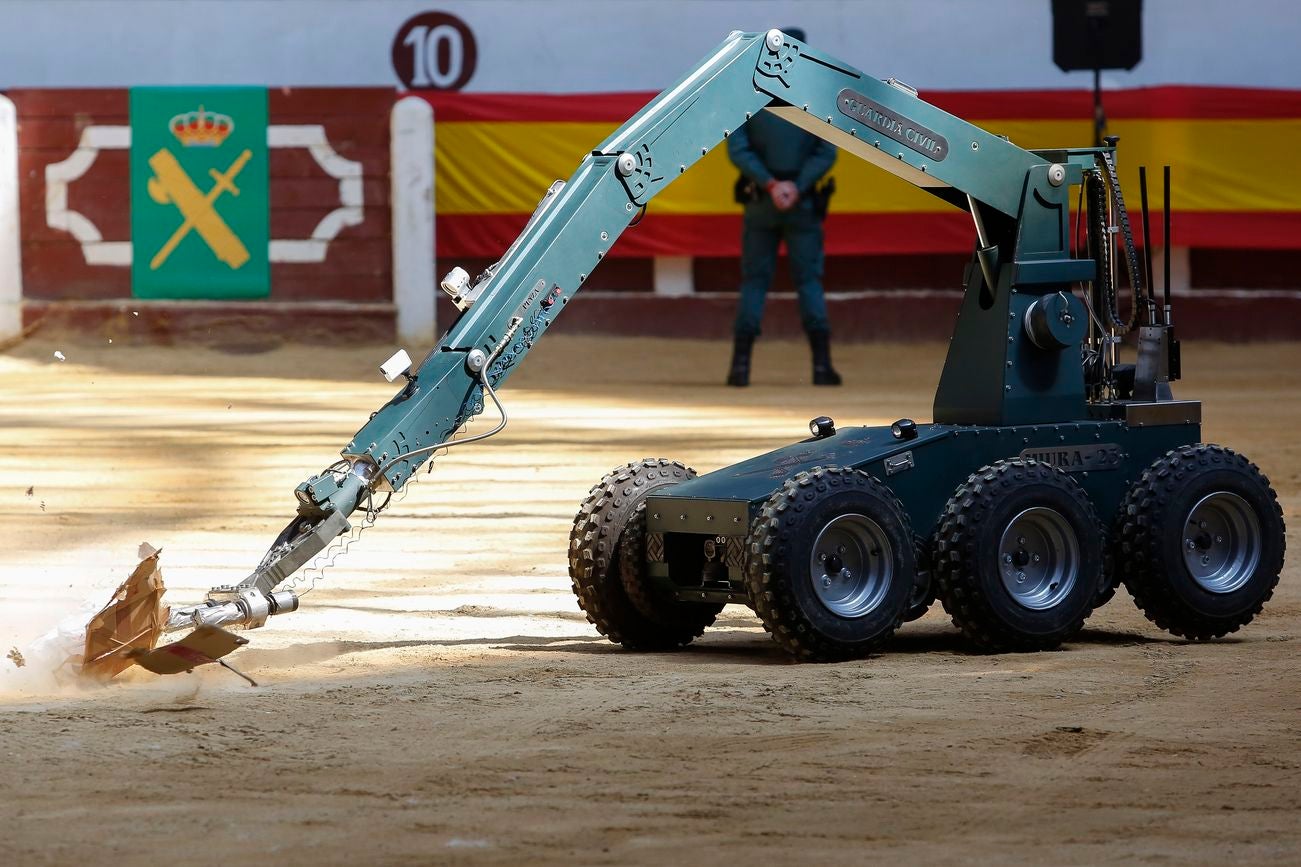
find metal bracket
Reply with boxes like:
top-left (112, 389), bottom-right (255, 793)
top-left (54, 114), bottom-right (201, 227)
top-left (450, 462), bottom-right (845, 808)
top-left (615, 143), bottom-right (661, 204)
top-left (238, 509), bottom-right (351, 595)
top-left (884, 451), bottom-right (915, 476)
top-left (755, 28), bottom-right (800, 89)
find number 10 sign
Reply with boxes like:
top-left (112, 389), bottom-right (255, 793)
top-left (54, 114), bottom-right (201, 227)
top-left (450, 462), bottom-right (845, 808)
top-left (392, 11), bottom-right (478, 91)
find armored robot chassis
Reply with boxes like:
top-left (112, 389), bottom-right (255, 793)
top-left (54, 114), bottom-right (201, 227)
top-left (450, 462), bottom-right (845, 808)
top-left (142, 30), bottom-right (1284, 668)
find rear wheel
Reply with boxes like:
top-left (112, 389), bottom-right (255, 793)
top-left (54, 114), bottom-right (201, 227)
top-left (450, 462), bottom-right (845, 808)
top-left (934, 459), bottom-right (1104, 652)
top-left (745, 466), bottom-right (915, 662)
top-left (1118, 444), bottom-right (1285, 639)
top-left (569, 458), bottom-right (718, 650)
top-left (618, 501), bottom-right (723, 632)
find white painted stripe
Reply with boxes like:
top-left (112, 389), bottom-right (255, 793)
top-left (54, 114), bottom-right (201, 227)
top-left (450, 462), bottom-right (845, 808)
top-left (268, 240), bottom-right (326, 262)
top-left (41, 123), bottom-right (365, 267)
top-left (0, 95), bottom-right (21, 340)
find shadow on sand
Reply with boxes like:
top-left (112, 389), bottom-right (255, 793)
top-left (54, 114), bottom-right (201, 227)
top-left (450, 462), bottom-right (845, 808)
top-left (235, 622), bottom-right (1179, 672)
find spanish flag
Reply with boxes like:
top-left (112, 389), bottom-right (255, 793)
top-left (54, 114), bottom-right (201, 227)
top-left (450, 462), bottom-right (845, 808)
top-left (423, 86), bottom-right (1301, 258)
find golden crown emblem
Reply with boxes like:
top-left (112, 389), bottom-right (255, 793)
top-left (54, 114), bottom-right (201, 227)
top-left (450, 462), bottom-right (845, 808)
top-left (169, 105), bottom-right (234, 147)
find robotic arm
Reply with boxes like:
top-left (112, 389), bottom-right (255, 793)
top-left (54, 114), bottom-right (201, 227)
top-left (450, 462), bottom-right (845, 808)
top-left (163, 28), bottom-right (1113, 635)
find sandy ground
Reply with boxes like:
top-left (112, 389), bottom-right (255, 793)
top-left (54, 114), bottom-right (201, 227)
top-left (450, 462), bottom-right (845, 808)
top-left (0, 334), bottom-right (1298, 865)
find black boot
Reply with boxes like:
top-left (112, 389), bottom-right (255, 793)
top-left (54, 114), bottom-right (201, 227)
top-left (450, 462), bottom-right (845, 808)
top-left (808, 330), bottom-right (842, 386)
top-left (726, 334), bottom-right (754, 387)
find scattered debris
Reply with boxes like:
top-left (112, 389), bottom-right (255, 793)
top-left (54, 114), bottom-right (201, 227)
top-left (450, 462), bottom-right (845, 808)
top-left (39, 500), bottom-right (46, 512)
top-left (446, 840), bottom-right (492, 850)
top-left (25, 486), bottom-right (33, 497)
top-left (53, 350), bottom-right (66, 362)
top-left (6, 647), bottom-right (25, 668)
top-left (133, 625), bottom-right (256, 686)
top-left (81, 550), bottom-right (169, 681)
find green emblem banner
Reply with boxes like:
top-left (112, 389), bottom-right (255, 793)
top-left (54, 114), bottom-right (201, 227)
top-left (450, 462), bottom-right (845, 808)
top-left (130, 87), bottom-right (269, 299)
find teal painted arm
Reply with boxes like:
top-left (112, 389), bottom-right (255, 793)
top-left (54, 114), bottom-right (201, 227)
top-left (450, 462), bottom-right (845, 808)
top-left (267, 29), bottom-right (1074, 584)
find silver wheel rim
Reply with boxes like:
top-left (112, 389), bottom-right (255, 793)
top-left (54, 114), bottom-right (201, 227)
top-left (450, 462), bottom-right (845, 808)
top-left (809, 514), bottom-right (894, 618)
top-left (1182, 491), bottom-right (1261, 593)
top-left (998, 507), bottom-right (1080, 610)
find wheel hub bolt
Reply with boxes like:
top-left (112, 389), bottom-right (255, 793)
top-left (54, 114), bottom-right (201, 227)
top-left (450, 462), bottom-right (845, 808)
top-left (1032, 553), bottom-right (1041, 563)
top-left (840, 568), bottom-right (851, 579)
top-left (822, 576), bottom-right (832, 587)
top-left (1017, 571), bottom-right (1026, 583)
top-left (819, 552), bottom-right (827, 561)
top-left (838, 545), bottom-right (846, 554)
top-left (1004, 553), bottom-right (1013, 564)
top-left (1186, 539), bottom-right (1195, 550)
top-left (1201, 555), bottom-right (1210, 565)
top-left (1216, 535), bottom-right (1223, 544)
top-left (1018, 537), bottom-right (1026, 546)
top-left (1199, 521), bottom-right (1207, 529)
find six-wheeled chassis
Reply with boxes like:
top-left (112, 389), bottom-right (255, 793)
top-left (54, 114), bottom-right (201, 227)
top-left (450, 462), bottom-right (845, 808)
top-left (572, 406), bottom-right (1284, 662)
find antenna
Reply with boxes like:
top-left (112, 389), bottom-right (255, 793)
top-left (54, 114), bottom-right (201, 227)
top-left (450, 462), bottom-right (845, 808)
top-left (1138, 166), bottom-right (1156, 325)
top-left (1163, 164), bottom-right (1172, 319)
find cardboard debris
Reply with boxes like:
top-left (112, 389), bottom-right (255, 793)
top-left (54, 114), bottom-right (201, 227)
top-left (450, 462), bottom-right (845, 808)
top-left (6, 647), bottom-right (24, 668)
top-left (80, 550), bottom-right (170, 682)
top-left (133, 625), bottom-right (247, 676)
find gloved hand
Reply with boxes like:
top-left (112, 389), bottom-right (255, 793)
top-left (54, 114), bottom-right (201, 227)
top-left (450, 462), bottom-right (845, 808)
top-left (765, 179), bottom-right (801, 212)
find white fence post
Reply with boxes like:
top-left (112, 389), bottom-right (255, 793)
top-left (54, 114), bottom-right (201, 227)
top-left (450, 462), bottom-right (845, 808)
top-left (390, 96), bottom-right (436, 345)
top-left (1153, 245), bottom-right (1191, 295)
top-left (0, 95), bottom-right (21, 342)
top-left (653, 255), bottom-right (694, 296)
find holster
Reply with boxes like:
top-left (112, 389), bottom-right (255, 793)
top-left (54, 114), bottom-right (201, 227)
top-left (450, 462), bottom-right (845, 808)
top-left (811, 177), bottom-right (836, 221)
top-left (733, 175), bottom-right (762, 205)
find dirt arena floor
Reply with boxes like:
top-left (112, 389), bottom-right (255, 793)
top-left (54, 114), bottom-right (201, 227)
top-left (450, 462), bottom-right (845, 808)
top-left (1, 334), bottom-right (1298, 865)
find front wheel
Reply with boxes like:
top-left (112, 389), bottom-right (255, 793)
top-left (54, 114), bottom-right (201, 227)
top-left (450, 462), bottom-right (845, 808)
top-left (934, 459), bottom-right (1104, 652)
top-left (745, 466), bottom-right (916, 662)
top-left (1118, 444), bottom-right (1285, 639)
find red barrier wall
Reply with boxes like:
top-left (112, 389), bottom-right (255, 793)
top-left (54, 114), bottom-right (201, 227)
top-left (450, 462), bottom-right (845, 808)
top-left (9, 87), bottom-right (397, 340)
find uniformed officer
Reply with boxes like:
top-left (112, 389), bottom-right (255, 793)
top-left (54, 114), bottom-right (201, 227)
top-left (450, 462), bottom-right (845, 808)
top-left (725, 30), bottom-right (840, 387)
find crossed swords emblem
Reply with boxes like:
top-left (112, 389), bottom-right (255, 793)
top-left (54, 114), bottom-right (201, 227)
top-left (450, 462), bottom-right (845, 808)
top-left (146, 147), bottom-right (253, 271)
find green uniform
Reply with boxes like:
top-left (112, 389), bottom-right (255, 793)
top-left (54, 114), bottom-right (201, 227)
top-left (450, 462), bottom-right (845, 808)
top-left (727, 111), bottom-right (838, 337)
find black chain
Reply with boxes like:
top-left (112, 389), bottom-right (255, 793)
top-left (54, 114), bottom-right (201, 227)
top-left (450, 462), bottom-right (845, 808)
top-left (1086, 169), bottom-right (1113, 328)
top-left (1095, 152), bottom-right (1144, 332)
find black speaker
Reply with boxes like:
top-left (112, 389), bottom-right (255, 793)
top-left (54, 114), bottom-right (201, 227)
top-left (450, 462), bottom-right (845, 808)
top-left (1052, 0), bottom-right (1143, 72)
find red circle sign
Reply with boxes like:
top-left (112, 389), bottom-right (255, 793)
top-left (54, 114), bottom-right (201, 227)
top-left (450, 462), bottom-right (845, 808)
top-left (392, 12), bottom-right (477, 91)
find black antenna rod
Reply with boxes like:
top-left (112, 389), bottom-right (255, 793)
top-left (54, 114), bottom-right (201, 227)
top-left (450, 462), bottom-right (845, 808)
top-left (1163, 165), bottom-right (1172, 319)
top-left (1138, 166), bottom-right (1155, 325)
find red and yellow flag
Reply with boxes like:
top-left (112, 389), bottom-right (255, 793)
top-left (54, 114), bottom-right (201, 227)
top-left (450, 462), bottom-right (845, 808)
top-left (423, 86), bottom-right (1301, 258)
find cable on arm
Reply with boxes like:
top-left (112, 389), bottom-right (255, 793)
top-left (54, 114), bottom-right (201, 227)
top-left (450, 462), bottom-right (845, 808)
top-left (370, 316), bottom-right (521, 487)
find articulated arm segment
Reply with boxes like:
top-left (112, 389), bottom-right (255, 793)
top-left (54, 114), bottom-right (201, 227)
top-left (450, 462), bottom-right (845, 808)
top-left (606, 30), bottom-right (1047, 219)
top-left (273, 29), bottom-right (1079, 588)
top-left (344, 153), bottom-right (640, 491)
top-left (339, 32), bottom-right (780, 498)
top-left (752, 33), bottom-right (1045, 219)
top-left (296, 29), bottom-right (1081, 523)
